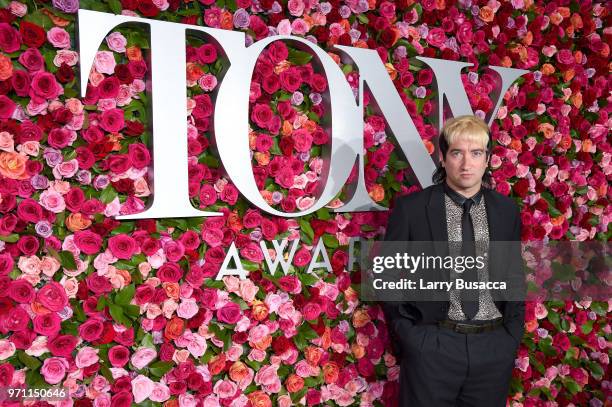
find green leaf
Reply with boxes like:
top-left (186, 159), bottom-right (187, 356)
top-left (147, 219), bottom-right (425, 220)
top-left (114, 284), bottom-right (135, 306)
top-left (298, 273), bottom-right (319, 287)
top-left (0, 233), bottom-right (19, 242)
top-left (109, 304), bottom-right (129, 326)
top-left (590, 301), bottom-right (607, 316)
top-left (563, 378), bottom-right (581, 394)
top-left (288, 48), bottom-right (313, 65)
top-left (99, 185), bottom-right (118, 204)
top-left (59, 251), bottom-right (77, 270)
top-left (18, 351), bottom-right (41, 370)
top-left (108, 0), bottom-right (123, 14)
top-left (149, 361), bottom-right (173, 378)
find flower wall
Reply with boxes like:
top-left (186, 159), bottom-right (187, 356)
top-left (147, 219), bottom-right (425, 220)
top-left (0, 0), bottom-right (610, 406)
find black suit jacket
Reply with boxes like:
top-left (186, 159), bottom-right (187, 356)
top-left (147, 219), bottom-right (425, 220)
top-left (382, 183), bottom-right (526, 348)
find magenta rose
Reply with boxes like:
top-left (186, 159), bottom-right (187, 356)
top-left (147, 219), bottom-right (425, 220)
top-left (47, 127), bottom-right (72, 149)
top-left (100, 108), bottom-right (125, 133)
top-left (29, 72), bottom-right (62, 100)
top-left (108, 345), bottom-right (131, 367)
top-left (108, 234), bottom-right (137, 259)
top-left (240, 242), bottom-right (264, 262)
top-left (74, 230), bottom-right (103, 255)
top-left (302, 302), bottom-right (322, 321)
top-left (217, 302), bottom-right (241, 324)
top-left (128, 143), bottom-right (151, 169)
top-left (220, 184), bottom-right (239, 205)
top-left (8, 279), bottom-right (35, 303)
top-left (292, 129), bottom-right (313, 152)
top-left (16, 198), bottom-right (43, 223)
top-left (157, 262), bottom-right (183, 283)
top-left (33, 312), bottom-right (61, 337)
top-left (47, 334), bottom-right (78, 357)
top-left (36, 282), bottom-right (68, 312)
top-left (251, 103), bottom-right (274, 129)
top-left (0, 253), bottom-right (14, 276)
top-left (41, 357), bottom-right (68, 385)
top-left (78, 318), bottom-right (104, 342)
top-left (293, 247), bottom-right (312, 267)
top-left (0, 23), bottom-right (21, 53)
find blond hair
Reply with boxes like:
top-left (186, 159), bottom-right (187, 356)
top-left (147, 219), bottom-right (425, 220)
top-left (441, 115), bottom-right (490, 152)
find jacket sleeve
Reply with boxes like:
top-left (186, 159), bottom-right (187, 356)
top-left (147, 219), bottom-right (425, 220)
top-left (504, 204), bottom-right (526, 346)
top-left (380, 198), bottom-right (411, 328)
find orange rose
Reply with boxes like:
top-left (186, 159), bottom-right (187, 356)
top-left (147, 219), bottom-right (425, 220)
top-left (163, 282), bottom-right (180, 300)
top-left (251, 301), bottom-right (269, 321)
top-left (227, 211), bottom-right (243, 232)
top-left (252, 334), bottom-right (272, 351)
top-left (581, 139), bottom-right (593, 153)
top-left (248, 391), bottom-right (272, 407)
top-left (0, 54), bottom-right (12, 81)
top-left (208, 353), bottom-right (226, 376)
top-left (541, 63), bottom-right (556, 75)
top-left (285, 374), bottom-right (304, 393)
top-left (368, 184), bottom-right (385, 203)
top-left (351, 343), bottom-right (366, 359)
top-left (163, 399), bottom-right (179, 407)
top-left (186, 62), bottom-right (204, 82)
top-left (0, 152), bottom-right (28, 180)
top-left (538, 123), bottom-right (555, 139)
top-left (66, 213), bottom-right (92, 232)
top-left (229, 361), bottom-right (250, 382)
top-left (220, 10), bottom-right (233, 30)
top-left (478, 6), bottom-right (494, 23)
top-left (304, 346), bottom-right (323, 366)
top-left (351, 309), bottom-right (371, 328)
top-left (322, 361), bottom-right (339, 384)
top-left (385, 62), bottom-right (398, 80)
top-left (126, 46), bottom-right (143, 62)
top-left (254, 152), bottom-right (270, 166)
top-left (164, 317), bottom-right (185, 340)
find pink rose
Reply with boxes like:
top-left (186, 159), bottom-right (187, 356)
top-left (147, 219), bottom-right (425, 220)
top-left (254, 365), bottom-right (281, 393)
top-left (240, 242), bottom-right (264, 262)
top-left (40, 357), bottom-right (68, 384)
top-left (150, 382), bottom-right (171, 402)
top-left (47, 27), bottom-right (70, 48)
top-left (132, 375), bottom-right (154, 403)
top-left (213, 379), bottom-right (237, 399)
top-left (251, 104), bottom-right (274, 129)
top-left (36, 282), bottom-right (68, 312)
top-left (292, 247), bottom-right (312, 267)
top-left (94, 51), bottom-right (116, 75)
top-left (106, 32), bottom-right (127, 53)
top-left (177, 298), bottom-right (199, 319)
top-left (130, 347), bottom-right (157, 370)
top-left (73, 230), bottom-right (103, 255)
top-left (75, 346), bottom-right (99, 368)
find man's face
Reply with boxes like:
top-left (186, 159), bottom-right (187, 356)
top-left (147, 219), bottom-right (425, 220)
top-left (441, 136), bottom-right (488, 194)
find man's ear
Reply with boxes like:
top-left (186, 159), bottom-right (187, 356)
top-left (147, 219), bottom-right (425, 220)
top-left (438, 150), bottom-right (444, 166)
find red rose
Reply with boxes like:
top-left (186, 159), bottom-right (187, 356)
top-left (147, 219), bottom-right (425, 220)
top-left (5, 306), bottom-right (30, 331)
top-left (107, 154), bottom-right (132, 173)
top-left (11, 70), bottom-right (30, 97)
top-left (108, 234), bottom-right (137, 259)
top-left (0, 95), bottom-right (15, 119)
top-left (74, 230), bottom-right (103, 255)
top-left (217, 302), bottom-right (241, 324)
top-left (19, 21), bottom-right (45, 48)
top-left (111, 391), bottom-right (133, 407)
top-left (0, 23), bottom-right (20, 53)
top-left (192, 94), bottom-right (213, 119)
top-left (65, 187), bottom-right (85, 212)
top-left (18, 48), bottom-right (45, 72)
top-left (251, 103), bottom-right (274, 129)
top-left (36, 282), bottom-right (68, 312)
top-left (75, 147), bottom-right (96, 170)
top-left (17, 235), bottom-right (39, 256)
top-left (47, 334), bottom-right (78, 358)
top-left (97, 76), bottom-right (120, 99)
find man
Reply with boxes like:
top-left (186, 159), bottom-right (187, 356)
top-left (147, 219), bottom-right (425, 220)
top-left (382, 115), bottom-right (525, 406)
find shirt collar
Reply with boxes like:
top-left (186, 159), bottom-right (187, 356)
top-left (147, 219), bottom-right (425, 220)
top-left (443, 182), bottom-right (483, 206)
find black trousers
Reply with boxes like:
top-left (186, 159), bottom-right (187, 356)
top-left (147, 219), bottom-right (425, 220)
top-left (393, 319), bottom-right (519, 407)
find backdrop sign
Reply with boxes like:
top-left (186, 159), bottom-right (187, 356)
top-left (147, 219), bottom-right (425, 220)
top-left (78, 9), bottom-right (528, 220)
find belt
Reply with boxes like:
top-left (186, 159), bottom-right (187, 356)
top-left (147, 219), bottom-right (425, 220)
top-left (437, 318), bottom-right (503, 334)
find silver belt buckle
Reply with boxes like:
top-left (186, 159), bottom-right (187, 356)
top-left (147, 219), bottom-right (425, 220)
top-left (454, 322), bottom-right (471, 332)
